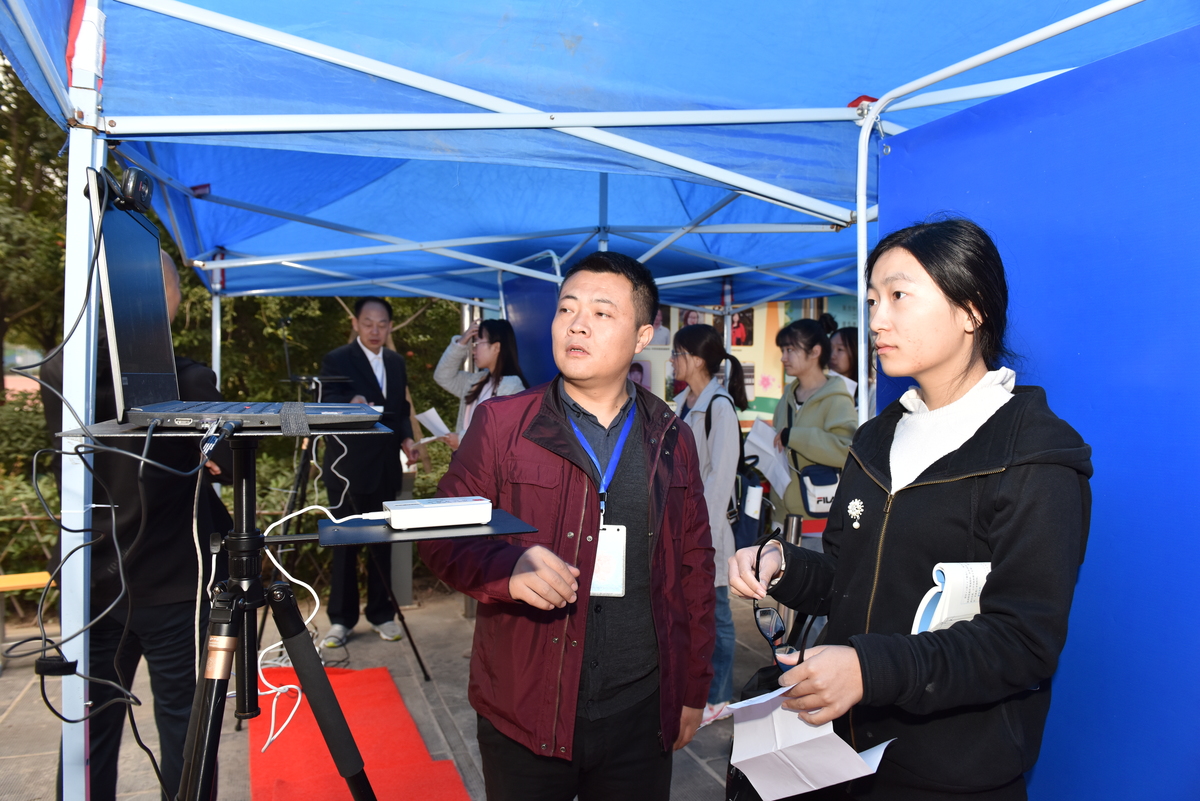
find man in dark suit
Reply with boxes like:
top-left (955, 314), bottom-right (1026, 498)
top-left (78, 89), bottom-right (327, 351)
top-left (318, 297), bottom-right (417, 647)
top-left (45, 252), bottom-right (233, 801)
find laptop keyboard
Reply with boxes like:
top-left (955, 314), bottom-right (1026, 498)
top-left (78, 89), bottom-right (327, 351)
top-left (169, 401), bottom-right (278, 413)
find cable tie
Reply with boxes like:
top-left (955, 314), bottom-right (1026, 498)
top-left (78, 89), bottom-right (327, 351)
top-left (35, 656), bottom-right (78, 676)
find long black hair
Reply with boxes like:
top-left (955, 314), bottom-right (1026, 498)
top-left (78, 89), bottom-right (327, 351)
top-left (465, 319), bottom-right (528, 404)
top-left (831, 327), bottom-right (873, 381)
top-left (673, 324), bottom-right (748, 410)
top-left (866, 218), bottom-right (1012, 370)
top-left (775, 318), bottom-right (832, 369)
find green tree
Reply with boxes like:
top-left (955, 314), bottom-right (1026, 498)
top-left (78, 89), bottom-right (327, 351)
top-left (0, 60), bottom-right (68, 218)
top-left (0, 198), bottom-right (64, 392)
top-left (0, 59), bottom-right (68, 393)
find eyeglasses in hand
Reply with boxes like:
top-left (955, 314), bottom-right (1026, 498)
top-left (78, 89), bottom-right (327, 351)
top-left (751, 536), bottom-right (815, 669)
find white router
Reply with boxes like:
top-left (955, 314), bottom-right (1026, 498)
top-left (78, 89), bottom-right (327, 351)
top-left (382, 497), bottom-right (493, 530)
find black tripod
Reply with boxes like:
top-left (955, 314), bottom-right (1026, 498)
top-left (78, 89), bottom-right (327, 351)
top-left (176, 435), bottom-right (376, 801)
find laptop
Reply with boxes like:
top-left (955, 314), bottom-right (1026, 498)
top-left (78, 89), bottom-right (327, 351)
top-left (88, 169), bottom-right (380, 433)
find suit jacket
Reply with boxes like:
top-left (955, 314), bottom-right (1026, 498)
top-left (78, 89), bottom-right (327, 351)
top-left (42, 341), bottom-right (234, 607)
top-left (318, 341), bottom-right (412, 496)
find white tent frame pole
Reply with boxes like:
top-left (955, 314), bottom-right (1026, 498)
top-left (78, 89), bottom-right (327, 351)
top-left (218, 251), bottom-right (498, 285)
top-left (112, 0), bottom-right (853, 224)
top-left (59, 2), bottom-right (107, 794)
top-left (105, 107), bottom-right (862, 134)
top-left (561, 232), bottom-right (596, 266)
top-left (122, 145), bottom-right (207, 251)
top-left (654, 256), bottom-right (850, 288)
top-left (853, 0), bottom-right (1144, 427)
top-left (6, 0), bottom-right (74, 119)
top-left (616, 223), bottom-right (841, 234)
top-left (115, 146), bottom-right (571, 282)
top-left (196, 235), bottom-right (583, 273)
top-left (637, 192), bottom-right (739, 263)
top-left (211, 294), bottom-right (222, 385)
top-left (100, 70), bottom-right (1069, 135)
top-left (191, 196), bottom-right (569, 282)
top-left (616, 231), bottom-right (858, 284)
top-left (225, 277), bottom-right (501, 309)
top-left (888, 70), bottom-right (1071, 111)
top-left (598, 174), bottom-right (609, 252)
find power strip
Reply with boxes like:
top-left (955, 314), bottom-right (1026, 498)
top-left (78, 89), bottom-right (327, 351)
top-left (382, 497), bottom-right (493, 530)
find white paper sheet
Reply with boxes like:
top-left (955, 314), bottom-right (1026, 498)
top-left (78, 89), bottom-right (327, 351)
top-left (745, 419), bottom-right (792, 497)
top-left (415, 407), bottom-right (451, 443)
top-left (728, 687), bottom-right (892, 801)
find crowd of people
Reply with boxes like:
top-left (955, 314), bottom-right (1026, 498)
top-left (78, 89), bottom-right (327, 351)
top-left (417, 219), bottom-right (1090, 801)
top-left (57, 217), bottom-right (1091, 801)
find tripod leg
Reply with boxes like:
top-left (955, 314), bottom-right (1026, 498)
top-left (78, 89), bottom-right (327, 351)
top-left (267, 582), bottom-right (377, 801)
top-left (366, 546), bottom-right (431, 682)
top-left (177, 588), bottom-right (241, 801)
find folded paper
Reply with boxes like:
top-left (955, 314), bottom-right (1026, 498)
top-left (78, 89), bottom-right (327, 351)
top-left (729, 687), bottom-right (892, 800)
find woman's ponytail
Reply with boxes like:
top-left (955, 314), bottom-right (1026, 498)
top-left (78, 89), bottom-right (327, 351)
top-left (724, 351), bottom-right (749, 411)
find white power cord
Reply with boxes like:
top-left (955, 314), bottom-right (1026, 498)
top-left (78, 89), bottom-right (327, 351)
top-left (255, 503), bottom-right (388, 751)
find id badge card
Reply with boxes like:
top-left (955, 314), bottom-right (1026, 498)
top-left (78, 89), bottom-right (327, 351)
top-left (590, 524), bottom-right (626, 597)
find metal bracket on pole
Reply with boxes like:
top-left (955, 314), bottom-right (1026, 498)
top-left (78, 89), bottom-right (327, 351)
top-left (852, 0), bottom-right (1145, 426)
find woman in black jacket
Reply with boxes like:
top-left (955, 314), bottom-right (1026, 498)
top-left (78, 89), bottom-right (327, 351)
top-left (729, 219), bottom-right (1092, 800)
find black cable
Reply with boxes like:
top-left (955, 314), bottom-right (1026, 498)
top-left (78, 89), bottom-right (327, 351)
top-left (109, 421), bottom-right (170, 796)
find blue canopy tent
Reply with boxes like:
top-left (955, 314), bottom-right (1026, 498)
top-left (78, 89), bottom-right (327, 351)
top-left (3, 1), bottom-right (1199, 797)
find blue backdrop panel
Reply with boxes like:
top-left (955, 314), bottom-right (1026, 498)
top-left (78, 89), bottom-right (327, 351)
top-left (878, 25), bottom-right (1200, 800)
top-left (504, 276), bottom-right (560, 387)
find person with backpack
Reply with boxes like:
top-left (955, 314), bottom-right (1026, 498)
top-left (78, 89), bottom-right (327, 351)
top-left (671, 323), bottom-right (748, 725)
top-left (772, 318), bottom-right (858, 524)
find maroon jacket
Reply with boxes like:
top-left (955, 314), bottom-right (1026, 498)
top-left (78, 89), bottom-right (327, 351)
top-left (419, 378), bottom-right (716, 759)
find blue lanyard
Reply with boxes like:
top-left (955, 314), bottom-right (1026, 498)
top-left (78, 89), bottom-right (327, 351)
top-left (569, 407), bottom-right (635, 516)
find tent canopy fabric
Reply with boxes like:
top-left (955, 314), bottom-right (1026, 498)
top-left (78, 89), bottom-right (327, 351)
top-left (2, 0), bottom-right (1198, 309)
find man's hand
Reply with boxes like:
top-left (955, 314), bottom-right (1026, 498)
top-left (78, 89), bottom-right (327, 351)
top-left (204, 460), bottom-right (222, 477)
top-left (776, 646), bottom-right (863, 726)
top-left (674, 705), bottom-right (703, 750)
top-left (728, 540), bottom-right (782, 600)
top-left (508, 545), bottom-right (581, 610)
top-left (773, 431), bottom-right (785, 452)
top-left (350, 394), bottom-right (368, 405)
top-left (401, 437), bottom-right (419, 463)
top-left (440, 433), bottom-right (461, 450)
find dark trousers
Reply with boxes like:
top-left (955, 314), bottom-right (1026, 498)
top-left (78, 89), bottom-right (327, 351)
top-left (327, 487), bottom-right (397, 628)
top-left (72, 600), bottom-right (204, 801)
top-left (477, 691), bottom-right (672, 801)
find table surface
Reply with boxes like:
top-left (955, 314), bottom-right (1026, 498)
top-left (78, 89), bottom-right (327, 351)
top-left (311, 509), bottom-right (537, 546)
top-left (59, 419), bottom-right (390, 438)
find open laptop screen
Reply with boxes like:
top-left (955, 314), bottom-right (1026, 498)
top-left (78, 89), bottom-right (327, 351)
top-left (96, 198), bottom-right (179, 416)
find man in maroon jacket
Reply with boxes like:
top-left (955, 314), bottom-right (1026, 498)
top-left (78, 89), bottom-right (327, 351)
top-left (420, 251), bottom-right (715, 800)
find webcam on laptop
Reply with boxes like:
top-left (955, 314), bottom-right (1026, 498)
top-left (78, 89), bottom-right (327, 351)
top-left (83, 166), bottom-right (154, 214)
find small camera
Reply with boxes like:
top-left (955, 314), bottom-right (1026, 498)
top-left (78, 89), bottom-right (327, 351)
top-left (89, 167), bottom-right (154, 213)
top-left (119, 167), bottom-right (153, 213)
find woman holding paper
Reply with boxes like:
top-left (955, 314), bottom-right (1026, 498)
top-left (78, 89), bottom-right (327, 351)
top-left (670, 324), bottom-right (747, 726)
top-left (728, 219), bottom-right (1092, 800)
top-left (434, 319), bottom-right (529, 449)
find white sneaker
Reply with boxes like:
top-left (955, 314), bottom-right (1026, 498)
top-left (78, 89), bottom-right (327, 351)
top-left (372, 620), bottom-right (404, 642)
top-left (702, 701), bottom-right (732, 725)
top-left (322, 624), bottom-right (350, 648)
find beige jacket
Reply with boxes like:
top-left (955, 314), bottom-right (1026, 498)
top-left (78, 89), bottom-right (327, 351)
top-left (770, 374), bottom-right (857, 520)
top-left (433, 336), bottom-right (527, 433)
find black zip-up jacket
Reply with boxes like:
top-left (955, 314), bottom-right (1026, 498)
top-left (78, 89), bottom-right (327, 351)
top-left (770, 386), bottom-right (1092, 794)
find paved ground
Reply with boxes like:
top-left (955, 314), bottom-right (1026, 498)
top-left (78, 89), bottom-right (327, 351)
top-left (0, 589), bottom-right (778, 800)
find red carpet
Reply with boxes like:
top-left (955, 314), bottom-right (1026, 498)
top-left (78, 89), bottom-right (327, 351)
top-left (250, 667), bottom-right (471, 801)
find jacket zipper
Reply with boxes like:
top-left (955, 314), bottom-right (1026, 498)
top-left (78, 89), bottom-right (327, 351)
top-left (551, 479), bottom-right (589, 755)
top-left (846, 450), bottom-right (1005, 749)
